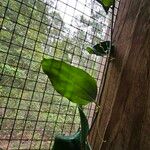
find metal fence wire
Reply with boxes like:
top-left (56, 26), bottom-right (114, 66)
top-left (0, 0), bottom-right (119, 149)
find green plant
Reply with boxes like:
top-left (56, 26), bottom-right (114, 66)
top-left (41, 0), bottom-right (115, 150)
top-left (96, 0), bottom-right (114, 13)
top-left (42, 58), bottom-right (94, 150)
top-left (86, 41), bottom-right (114, 56)
top-left (85, 0), bottom-right (115, 58)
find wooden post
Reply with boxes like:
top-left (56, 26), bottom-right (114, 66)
top-left (89, 0), bottom-right (150, 149)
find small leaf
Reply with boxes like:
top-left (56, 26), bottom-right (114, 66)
top-left (100, 41), bottom-right (111, 51)
top-left (78, 106), bottom-right (89, 146)
top-left (96, 0), bottom-right (114, 13)
top-left (93, 44), bottom-right (107, 56)
top-left (52, 132), bottom-right (81, 150)
top-left (41, 58), bottom-right (97, 105)
top-left (86, 41), bottom-right (111, 56)
top-left (86, 47), bottom-right (94, 54)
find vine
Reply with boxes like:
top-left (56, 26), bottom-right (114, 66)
top-left (41, 0), bottom-right (115, 149)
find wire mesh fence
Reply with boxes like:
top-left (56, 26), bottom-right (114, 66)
top-left (0, 0), bottom-right (119, 149)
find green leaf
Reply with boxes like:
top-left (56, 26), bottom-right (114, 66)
top-left (78, 106), bottom-right (89, 146)
top-left (86, 47), bottom-right (94, 54)
top-left (52, 107), bottom-right (91, 150)
top-left (86, 41), bottom-right (111, 56)
top-left (52, 131), bottom-right (92, 150)
top-left (52, 132), bottom-right (81, 150)
top-left (100, 41), bottom-right (111, 51)
top-left (96, 0), bottom-right (114, 13)
top-left (93, 44), bottom-right (107, 56)
top-left (41, 58), bottom-right (97, 105)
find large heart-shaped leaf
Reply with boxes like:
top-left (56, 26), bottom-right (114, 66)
top-left (41, 58), bottom-right (97, 105)
top-left (96, 0), bottom-right (114, 13)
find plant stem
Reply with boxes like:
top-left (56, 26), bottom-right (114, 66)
top-left (88, 0), bottom-right (116, 137)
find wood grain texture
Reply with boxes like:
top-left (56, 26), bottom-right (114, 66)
top-left (89, 0), bottom-right (150, 149)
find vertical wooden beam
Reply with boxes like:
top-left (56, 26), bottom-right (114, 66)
top-left (89, 0), bottom-right (150, 149)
